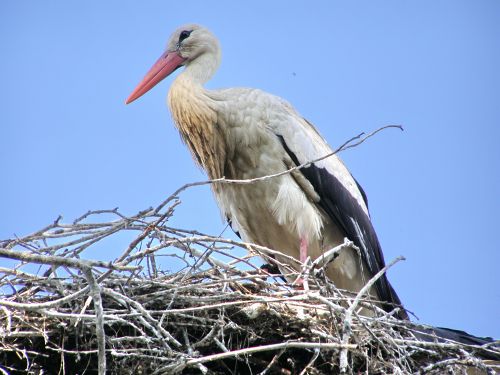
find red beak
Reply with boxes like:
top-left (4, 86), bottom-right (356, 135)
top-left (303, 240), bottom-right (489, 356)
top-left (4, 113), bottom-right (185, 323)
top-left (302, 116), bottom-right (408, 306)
top-left (126, 50), bottom-right (186, 104)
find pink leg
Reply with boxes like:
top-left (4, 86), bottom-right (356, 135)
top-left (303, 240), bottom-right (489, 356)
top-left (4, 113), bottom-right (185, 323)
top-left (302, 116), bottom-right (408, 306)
top-left (300, 237), bottom-right (308, 263)
top-left (295, 237), bottom-right (309, 290)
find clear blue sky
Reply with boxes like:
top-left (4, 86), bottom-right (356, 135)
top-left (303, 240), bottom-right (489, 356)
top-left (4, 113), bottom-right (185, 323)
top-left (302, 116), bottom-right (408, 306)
top-left (1, 1), bottom-right (499, 338)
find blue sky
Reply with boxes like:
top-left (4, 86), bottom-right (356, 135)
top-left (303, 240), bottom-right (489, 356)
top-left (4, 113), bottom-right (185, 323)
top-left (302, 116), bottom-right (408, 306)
top-left (1, 1), bottom-right (499, 338)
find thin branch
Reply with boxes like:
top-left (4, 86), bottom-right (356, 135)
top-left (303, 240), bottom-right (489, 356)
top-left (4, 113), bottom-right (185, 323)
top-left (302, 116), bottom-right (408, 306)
top-left (82, 267), bottom-right (106, 375)
top-left (0, 248), bottom-right (138, 272)
top-left (339, 256), bottom-right (405, 373)
top-left (155, 125), bottom-right (403, 201)
top-left (183, 341), bottom-right (357, 367)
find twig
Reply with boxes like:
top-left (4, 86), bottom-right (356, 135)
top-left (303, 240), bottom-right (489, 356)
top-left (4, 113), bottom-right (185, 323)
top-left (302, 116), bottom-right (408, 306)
top-left (81, 267), bottom-right (106, 375)
top-left (0, 248), bottom-right (138, 272)
top-left (183, 341), bottom-right (356, 367)
top-left (339, 256), bottom-right (405, 373)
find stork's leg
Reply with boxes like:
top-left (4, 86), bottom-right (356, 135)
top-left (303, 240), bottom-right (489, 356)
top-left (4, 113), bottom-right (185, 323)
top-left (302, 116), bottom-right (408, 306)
top-left (296, 237), bottom-right (309, 290)
top-left (299, 237), bottom-right (308, 264)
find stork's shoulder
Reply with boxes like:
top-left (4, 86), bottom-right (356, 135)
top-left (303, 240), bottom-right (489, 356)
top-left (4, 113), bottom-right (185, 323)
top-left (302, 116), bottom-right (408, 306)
top-left (208, 87), bottom-right (292, 117)
top-left (209, 87), bottom-right (316, 142)
top-left (210, 87), bottom-right (330, 151)
top-left (206, 87), bottom-right (296, 148)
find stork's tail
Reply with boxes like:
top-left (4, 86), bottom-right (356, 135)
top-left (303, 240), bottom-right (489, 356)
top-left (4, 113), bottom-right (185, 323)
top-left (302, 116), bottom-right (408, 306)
top-left (415, 326), bottom-right (499, 361)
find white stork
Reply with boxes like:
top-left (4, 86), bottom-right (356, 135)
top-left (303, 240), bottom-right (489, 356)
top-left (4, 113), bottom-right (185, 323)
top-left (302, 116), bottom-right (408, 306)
top-left (126, 24), bottom-right (405, 318)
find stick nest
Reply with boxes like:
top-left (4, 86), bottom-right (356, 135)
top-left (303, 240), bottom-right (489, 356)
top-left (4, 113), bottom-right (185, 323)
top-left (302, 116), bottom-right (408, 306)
top-left (0, 194), bottom-right (498, 374)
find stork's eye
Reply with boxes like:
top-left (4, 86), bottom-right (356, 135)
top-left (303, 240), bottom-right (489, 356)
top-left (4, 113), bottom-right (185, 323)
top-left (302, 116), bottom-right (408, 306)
top-left (178, 30), bottom-right (192, 43)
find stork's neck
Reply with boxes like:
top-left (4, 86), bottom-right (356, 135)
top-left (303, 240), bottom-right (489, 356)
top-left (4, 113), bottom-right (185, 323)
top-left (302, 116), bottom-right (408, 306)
top-left (167, 59), bottom-right (226, 180)
top-left (182, 52), bottom-right (220, 85)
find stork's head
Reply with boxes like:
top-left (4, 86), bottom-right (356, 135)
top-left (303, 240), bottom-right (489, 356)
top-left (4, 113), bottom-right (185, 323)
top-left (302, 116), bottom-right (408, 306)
top-left (126, 24), bottom-right (220, 104)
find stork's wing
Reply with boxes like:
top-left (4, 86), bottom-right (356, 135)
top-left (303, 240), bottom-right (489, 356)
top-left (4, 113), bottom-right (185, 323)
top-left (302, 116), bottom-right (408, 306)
top-left (269, 100), bottom-right (404, 315)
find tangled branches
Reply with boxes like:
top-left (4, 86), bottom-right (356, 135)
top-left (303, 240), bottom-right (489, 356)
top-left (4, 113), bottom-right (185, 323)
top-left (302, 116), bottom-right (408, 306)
top-left (0, 193), bottom-right (498, 375)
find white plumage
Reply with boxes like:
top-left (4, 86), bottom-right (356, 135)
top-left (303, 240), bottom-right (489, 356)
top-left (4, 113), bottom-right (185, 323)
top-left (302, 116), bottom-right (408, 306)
top-left (126, 24), bottom-right (406, 318)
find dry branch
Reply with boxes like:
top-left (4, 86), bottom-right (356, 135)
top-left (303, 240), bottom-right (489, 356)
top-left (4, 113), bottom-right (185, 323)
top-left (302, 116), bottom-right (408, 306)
top-left (1, 197), bottom-right (498, 375)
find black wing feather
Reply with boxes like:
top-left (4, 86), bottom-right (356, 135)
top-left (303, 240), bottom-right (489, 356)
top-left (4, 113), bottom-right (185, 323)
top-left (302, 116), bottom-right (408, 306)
top-left (227, 217), bottom-right (241, 239)
top-left (277, 135), bottom-right (406, 318)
